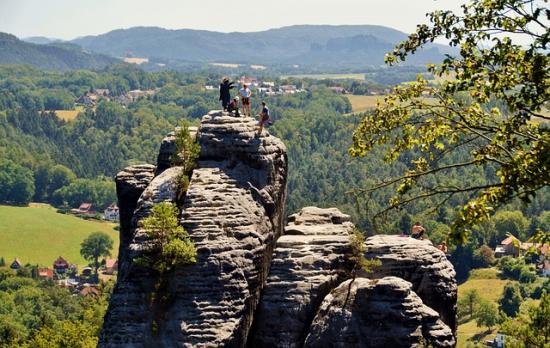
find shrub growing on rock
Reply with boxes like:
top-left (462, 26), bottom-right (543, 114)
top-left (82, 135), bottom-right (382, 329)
top-left (138, 202), bottom-right (196, 273)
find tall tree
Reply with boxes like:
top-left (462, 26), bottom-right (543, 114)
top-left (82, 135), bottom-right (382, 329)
top-left (499, 283), bottom-right (523, 317)
top-left (350, 0), bottom-right (550, 243)
top-left (501, 291), bottom-right (550, 347)
top-left (80, 232), bottom-right (113, 276)
top-left (475, 300), bottom-right (499, 331)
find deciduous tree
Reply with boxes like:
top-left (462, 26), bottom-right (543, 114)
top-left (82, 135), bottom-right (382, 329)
top-left (350, 0), bottom-right (550, 244)
top-left (80, 232), bottom-right (113, 276)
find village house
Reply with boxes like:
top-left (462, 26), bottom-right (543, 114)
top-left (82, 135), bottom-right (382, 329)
top-left (53, 256), bottom-right (70, 274)
top-left (70, 203), bottom-right (95, 216)
top-left (94, 88), bottom-right (110, 97)
top-left (75, 93), bottom-right (98, 108)
top-left (494, 236), bottom-right (520, 258)
top-left (81, 267), bottom-right (93, 277)
top-left (280, 85), bottom-right (299, 94)
top-left (104, 259), bottom-right (118, 275)
top-left (10, 258), bottom-right (22, 270)
top-left (103, 203), bottom-right (119, 222)
top-left (239, 76), bottom-right (258, 87)
top-left (37, 268), bottom-right (54, 280)
top-left (204, 85), bottom-right (215, 91)
top-left (328, 86), bottom-right (348, 94)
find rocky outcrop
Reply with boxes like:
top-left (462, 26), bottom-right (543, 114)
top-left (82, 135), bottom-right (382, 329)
top-left (303, 277), bottom-right (455, 347)
top-left (100, 111), bottom-right (457, 347)
top-left (114, 164), bottom-right (156, 266)
top-left (100, 166), bottom-right (183, 346)
top-left (364, 235), bottom-right (457, 332)
top-left (250, 207), bottom-right (354, 347)
top-left (155, 126), bottom-right (198, 176)
top-left (100, 113), bottom-right (287, 347)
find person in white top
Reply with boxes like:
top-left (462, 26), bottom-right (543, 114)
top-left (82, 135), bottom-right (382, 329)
top-left (239, 84), bottom-right (252, 117)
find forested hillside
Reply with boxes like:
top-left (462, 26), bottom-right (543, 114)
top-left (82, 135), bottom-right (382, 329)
top-left (0, 33), bottom-right (117, 71)
top-left (1, 64), bottom-right (548, 282)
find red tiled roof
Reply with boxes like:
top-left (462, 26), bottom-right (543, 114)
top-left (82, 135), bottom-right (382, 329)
top-left (500, 236), bottom-right (518, 245)
top-left (38, 268), bottom-right (53, 279)
top-left (53, 256), bottom-right (69, 268)
top-left (105, 259), bottom-right (117, 268)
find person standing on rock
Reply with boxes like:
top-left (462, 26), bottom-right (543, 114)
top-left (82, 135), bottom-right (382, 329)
top-left (411, 222), bottom-right (426, 240)
top-left (219, 77), bottom-right (234, 111)
top-left (239, 83), bottom-right (252, 117)
top-left (256, 101), bottom-right (270, 136)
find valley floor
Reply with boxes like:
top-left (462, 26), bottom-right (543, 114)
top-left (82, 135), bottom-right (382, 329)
top-left (0, 203), bottom-right (118, 267)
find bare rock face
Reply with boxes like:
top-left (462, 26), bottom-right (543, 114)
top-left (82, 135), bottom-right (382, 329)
top-left (303, 277), bottom-right (455, 348)
top-left (100, 166), bottom-right (183, 346)
top-left (114, 164), bottom-right (156, 264)
top-left (250, 207), bottom-right (354, 347)
top-left (100, 111), bottom-right (457, 347)
top-left (364, 235), bottom-right (457, 332)
top-left (155, 114), bottom-right (287, 346)
top-left (155, 126), bottom-right (198, 176)
top-left (100, 113), bottom-right (287, 347)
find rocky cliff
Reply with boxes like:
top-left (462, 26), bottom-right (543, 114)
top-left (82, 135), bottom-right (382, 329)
top-left (100, 111), bottom-right (457, 347)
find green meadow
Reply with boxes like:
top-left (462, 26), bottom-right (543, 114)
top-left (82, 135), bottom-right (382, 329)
top-left (0, 203), bottom-right (118, 268)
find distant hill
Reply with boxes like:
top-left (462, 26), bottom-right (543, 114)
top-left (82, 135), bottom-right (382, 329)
top-left (71, 25), bottom-right (455, 69)
top-left (0, 32), bottom-right (118, 71)
top-left (22, 36), bottom-right (61, 45)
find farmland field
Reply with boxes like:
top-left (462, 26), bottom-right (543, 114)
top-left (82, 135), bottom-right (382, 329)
top-left (0, 203), bottom-right (118, 268)
top-left (282, 73), bottom-right (366, 80)
top-left (346, 95), bottom-right (384, 113)
top-left (53, 106), bottom-right (85, 121)
top-left (456, 268), bottom-right (519, 348)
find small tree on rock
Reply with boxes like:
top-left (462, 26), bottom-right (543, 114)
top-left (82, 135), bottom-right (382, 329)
top-left (138, 202), bottom-right (196, 273)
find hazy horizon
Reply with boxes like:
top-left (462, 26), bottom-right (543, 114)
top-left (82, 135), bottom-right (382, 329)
top-left (0, 0), bottom-right (463, 40)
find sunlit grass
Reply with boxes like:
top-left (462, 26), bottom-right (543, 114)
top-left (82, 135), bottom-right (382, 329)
top-left (0, 203), bottom-right (118, 268)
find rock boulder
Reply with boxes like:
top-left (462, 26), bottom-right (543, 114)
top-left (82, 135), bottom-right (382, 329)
top-left (303, 277), bottom-right (455, 347)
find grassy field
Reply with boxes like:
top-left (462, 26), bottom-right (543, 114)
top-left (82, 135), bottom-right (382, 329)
top-left (282, 73), bottom-right (366, 80)
top-left (0, 204), bottom-right (118, 268)
top-left (53, 106), bottom-right (85, 121)
top-left (456, 268), bottom-right (515, 347)
top-left (346, 95), bottom-right (384, 113)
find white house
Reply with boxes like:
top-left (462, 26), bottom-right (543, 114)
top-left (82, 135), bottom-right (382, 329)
top-left (103, 203), bottom-right (119, 222)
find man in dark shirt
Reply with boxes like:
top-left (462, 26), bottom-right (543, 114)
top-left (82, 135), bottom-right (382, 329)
top-left (219, 77), bottom-right (234, 111)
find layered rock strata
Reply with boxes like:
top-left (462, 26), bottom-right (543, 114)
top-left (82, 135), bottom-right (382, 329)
top-left (250, 207), bottom-right (355, 347)
top-left (303, 277), bottom-right (456, 347)
top-left (364, 235), bottom-right (457, 332)
top-left (100, 110), bottom-right (457, 348)
top-left (100, 113), bottom-right (287, 347)
top-left (100, 166), bottom-right (183, 346)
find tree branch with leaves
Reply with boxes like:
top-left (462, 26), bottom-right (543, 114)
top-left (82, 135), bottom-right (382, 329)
top-left (350, 0), bottom-right (550, 243)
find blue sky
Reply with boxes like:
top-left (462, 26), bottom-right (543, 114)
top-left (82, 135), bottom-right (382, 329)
top-left (0, 0), bottom-right (464, 40)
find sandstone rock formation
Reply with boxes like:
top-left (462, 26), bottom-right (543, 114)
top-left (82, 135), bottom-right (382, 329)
top-left (101, 166), bottom-right (183, 346)
top-left (100, 111), bottom-right (457, 348)
top-left (364, 235), bottom-right (457, 331)
top-left (250, 207), bottom-right (354, 347)
top-left (303, 277), bottom-right (455, 347)
top-left (100, 113), bottom-right (287, 347)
